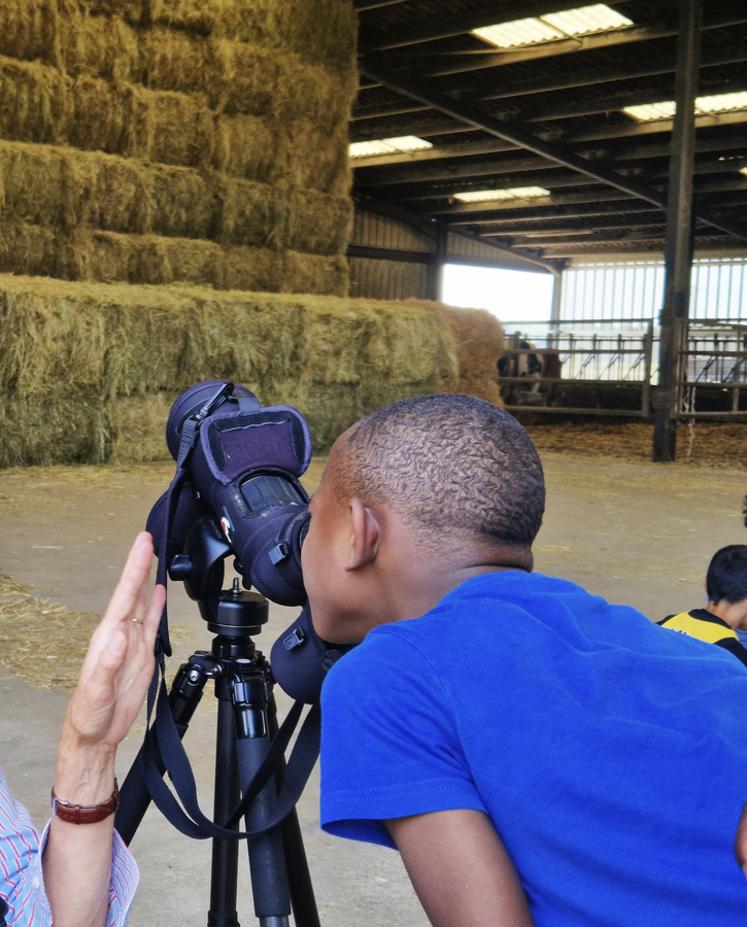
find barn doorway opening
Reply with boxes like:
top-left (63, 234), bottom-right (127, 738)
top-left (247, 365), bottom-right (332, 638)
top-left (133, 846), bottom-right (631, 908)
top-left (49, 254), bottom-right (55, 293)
top-left (441, 263), bottom-right (555, 325)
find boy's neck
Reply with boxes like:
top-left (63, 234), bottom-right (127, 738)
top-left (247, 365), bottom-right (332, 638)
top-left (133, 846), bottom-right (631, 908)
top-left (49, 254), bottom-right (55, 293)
top-left (707, 600), bottom-right (744, 630)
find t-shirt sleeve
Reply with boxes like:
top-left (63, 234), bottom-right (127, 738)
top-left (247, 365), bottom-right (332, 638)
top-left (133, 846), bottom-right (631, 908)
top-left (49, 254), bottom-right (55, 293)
top-left (319, 628), bottom-right (486, 849)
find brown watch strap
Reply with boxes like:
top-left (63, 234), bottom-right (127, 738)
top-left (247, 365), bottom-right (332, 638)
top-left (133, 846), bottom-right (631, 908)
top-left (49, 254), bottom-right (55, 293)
top-left (51, 779), bottom-right (120, 825)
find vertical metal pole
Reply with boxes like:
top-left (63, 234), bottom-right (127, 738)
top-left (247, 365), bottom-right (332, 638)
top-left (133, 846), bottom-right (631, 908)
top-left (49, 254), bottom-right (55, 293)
top-left (549, 269), bottom-right (563, 348)
top-left (427, 220), bottom-right (449, 301)
top-left (653, 0), bottom-right (702, 461)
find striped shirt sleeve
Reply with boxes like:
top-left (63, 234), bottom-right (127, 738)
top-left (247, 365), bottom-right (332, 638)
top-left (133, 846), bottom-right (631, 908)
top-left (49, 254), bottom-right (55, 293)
top-left (0, 766), bottom-right (139, 926)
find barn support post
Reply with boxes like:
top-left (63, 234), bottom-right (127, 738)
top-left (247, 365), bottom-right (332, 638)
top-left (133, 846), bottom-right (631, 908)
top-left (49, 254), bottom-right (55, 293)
top-left (549, 269), bottom-right (563, 348)
top-left (427, 219), bottom-right (449, 301)
top-left (652, 0), bottom-right (702, 461)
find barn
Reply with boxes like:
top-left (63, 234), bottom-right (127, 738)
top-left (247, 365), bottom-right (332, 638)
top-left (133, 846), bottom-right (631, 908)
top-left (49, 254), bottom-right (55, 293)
top-left (0, 2), bottom-right (746, 925)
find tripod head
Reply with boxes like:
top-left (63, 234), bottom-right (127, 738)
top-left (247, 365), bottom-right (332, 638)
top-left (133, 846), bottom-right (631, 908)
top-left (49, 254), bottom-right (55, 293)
top-left (169, 514), bottom-right (269, 638)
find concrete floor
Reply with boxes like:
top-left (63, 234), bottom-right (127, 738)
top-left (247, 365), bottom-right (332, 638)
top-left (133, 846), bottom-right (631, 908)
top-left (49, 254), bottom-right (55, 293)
top-left (1, 450), bottom-right (745, 926)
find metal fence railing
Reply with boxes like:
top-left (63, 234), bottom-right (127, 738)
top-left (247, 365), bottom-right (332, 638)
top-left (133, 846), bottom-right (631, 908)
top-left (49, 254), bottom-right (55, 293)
top-left (498, 319), bottom-right (747, 419)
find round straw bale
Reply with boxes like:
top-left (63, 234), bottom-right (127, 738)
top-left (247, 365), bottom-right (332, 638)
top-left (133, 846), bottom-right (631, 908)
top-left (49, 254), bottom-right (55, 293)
top-left (0, 56), bottom-right (69, 145)
top-left (57, 10), bottom-right (140, 83)
top-left (0, 0), bottom-right (59, 65)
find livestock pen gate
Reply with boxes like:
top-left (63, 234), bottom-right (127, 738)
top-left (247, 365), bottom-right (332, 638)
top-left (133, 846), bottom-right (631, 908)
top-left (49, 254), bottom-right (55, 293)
top-left (498, 256), bottom-right (747, 421)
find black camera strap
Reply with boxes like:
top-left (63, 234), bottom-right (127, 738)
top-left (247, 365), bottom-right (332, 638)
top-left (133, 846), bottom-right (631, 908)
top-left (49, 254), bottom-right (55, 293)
top-left (141, 666), bottom-right (320, 840)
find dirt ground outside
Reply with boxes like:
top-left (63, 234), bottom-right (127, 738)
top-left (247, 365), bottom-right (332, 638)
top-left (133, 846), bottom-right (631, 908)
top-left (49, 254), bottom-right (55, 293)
top-left (0, 420), bottom-right (745, 926)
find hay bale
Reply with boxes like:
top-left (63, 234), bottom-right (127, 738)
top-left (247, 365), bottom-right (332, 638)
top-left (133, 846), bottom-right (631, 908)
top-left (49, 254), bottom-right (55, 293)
top-left (76, 0), bottom-right (143, 26)
top-left (150, 164), bottom-right (220, 239)
top-left (147, 0), bottom-right (358, 68)
top-left (0, 56), bottom-right (69, 145)
top-left (282, 252), bottom-right (349, 297)
top-left (219, 246), bottom-right (284, 292)
top-left (285, 189), bottom-right (352, 255)
top-left (438, 305), bottom-right (505, 405)
top-left (146, 88), bottom-right (216, 167)
top-left (0, 141), bottom-right (148, 233)
top-left (0, 277), bottom-right (471, 464)
top-left (140, 26), bottom-right (223, 99)
top-left (0, 0), bottom-right (59, 65)
top-left (0, 393), bottom-right (106, 467)
top-left (280, 119), bottom-right (351, 196)
top-left (107, 392), bottom-right (176, 462)
top-left (58, 9), bottom-right (140, 82)
top-left (214, 114), bottom-right (280, 182)
top-left (67, 75), bottom-right (149, 156)
top-left (218, 178), bottom-right (285, 249)
top-left (0, 141), bottom-right (230, 239)
top-left (0, 222), bottom-right (67, 277)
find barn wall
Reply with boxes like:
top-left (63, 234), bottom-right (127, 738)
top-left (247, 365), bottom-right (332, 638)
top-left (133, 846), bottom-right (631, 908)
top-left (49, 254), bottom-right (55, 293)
top-left (349, 206), bottom-right (555, 300)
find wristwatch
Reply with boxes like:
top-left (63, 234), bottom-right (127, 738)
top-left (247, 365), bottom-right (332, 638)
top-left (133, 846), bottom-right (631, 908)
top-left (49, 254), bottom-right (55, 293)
top-left (51, 779), bottom-right (120, 825)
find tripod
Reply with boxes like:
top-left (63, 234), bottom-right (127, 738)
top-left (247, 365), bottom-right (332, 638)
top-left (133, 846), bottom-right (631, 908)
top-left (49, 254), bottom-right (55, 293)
top-left (114, 519), bottom-right (320, 927)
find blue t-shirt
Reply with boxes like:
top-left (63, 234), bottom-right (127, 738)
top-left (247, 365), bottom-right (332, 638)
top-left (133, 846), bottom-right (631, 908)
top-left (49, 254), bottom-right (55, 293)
top-left (320, 571), bottom-right (747, 927)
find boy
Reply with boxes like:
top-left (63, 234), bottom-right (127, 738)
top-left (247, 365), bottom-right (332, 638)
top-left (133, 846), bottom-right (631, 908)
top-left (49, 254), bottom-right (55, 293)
top-left (658, 544), bottom-right (747, 667)
top-left (301, 393), bottom-right (747, 927)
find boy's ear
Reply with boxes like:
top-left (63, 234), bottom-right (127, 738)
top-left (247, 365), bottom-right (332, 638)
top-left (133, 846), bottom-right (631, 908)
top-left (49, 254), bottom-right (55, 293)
top-left (346, 496), bottom-right (380, 571)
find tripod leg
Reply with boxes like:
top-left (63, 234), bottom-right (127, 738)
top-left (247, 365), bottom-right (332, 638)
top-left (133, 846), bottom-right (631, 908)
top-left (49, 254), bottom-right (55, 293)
top-left (116, 657), bottom-right (209, 844)
top-left (267, 703), bottom-right (320, 927)
top-left (208, 697), bottom-right (241, 927)
top-left (231, 674), bottom-right (291, 927)
top-left (280, 812), bottom-right (320, 927)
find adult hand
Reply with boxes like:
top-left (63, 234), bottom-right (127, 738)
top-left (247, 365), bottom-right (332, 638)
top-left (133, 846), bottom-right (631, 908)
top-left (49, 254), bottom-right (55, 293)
top-left (45, 532), bottom-right (165, 927)
top-left (61, 531), bottom-right (165, 756)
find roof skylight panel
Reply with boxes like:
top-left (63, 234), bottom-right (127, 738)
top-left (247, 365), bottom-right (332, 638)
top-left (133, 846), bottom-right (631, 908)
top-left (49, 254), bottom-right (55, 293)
top-left (348, 136), bottom-right (433, 159)
top-left (472, 4), bottom-right (633, 49)
top-left (453, 186), bottom-right (551, 203)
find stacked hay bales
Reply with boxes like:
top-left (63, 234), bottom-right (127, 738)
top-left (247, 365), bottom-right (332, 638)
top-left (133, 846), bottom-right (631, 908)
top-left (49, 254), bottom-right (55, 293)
top-left (0, 0), bottom-right (356, 294)
top-left (0, 276), bottom-right (504, 465)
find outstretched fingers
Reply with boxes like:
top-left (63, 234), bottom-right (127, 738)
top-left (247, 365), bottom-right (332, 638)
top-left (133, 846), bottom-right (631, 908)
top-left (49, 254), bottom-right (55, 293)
top-left (105, 532), bottom-right (156, 627)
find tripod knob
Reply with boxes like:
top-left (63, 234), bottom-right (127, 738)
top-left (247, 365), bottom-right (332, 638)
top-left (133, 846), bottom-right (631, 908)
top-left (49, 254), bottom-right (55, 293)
top-left (169, 553), bottom-right (193, 581)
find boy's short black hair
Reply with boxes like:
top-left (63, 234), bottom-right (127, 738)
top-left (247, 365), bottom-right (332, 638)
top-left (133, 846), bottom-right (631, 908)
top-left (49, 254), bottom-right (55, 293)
top-left (331, 393), bottom-right (545, 552)
top-left (706, 545), bottom-right (747, 603)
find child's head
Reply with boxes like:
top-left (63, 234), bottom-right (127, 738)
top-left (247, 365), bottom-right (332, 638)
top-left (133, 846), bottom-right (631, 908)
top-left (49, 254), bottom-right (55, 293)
top-left (706, 545), bottom-right (747, 628)
top-left (301, 393), bottom-right (546, 642)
